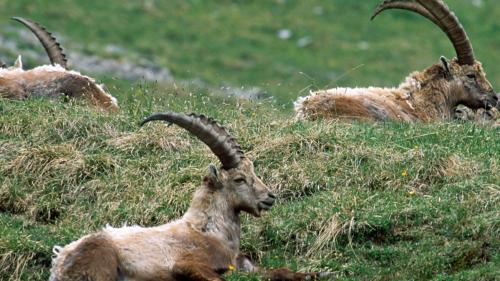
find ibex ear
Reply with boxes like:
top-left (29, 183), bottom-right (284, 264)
top-left (440, 56), bottom-right (451, 79)
top-left (208, 164), bottom-right (223, 190)
top-left (13, 55), bottom-right (23, 69)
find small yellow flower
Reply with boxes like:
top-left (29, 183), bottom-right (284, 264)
top-left (228, 264), bottom-right (236, 271)
top-left (402, 169), bottom-right (408, 177)
top-left (408, 190), bottom-right (416, 196)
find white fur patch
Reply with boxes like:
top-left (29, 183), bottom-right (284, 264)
top-left (96, 83), bottom-right (119, 108)
top-left (399, 74), bottom-right (421, 92)
top-left (52, 246), bottom-right (62, 256)
top-left (14, 55), bottom-right (23, 69)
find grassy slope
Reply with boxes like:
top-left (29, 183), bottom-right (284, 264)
top-left (1, 90), bottom-right (499, 281)
top-left (0, 0), bottom-right (499, 280)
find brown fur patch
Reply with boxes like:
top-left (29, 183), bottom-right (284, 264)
top-left (176, 228), bottom-right (234, 274)
top-left (51, 233), bottom-right (119, 281)
top-left (172, 261), bottom-right (226, 281)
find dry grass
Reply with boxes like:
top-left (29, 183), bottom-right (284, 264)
top-left (436, 154), bottom-right (480, 178)
top-left (5, 144), bottom-right (85, 177)
top-left (306, 214), bottom-right (370, 258)
top-left (0, 251), bottom-right (36, 281)
top-left (107, 124), bottom-right (192, 154)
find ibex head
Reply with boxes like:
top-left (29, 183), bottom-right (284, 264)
top-left (141, 112), bottom-right (276, 217)
top-left (440, 57), bottom-right (497, 109)
top-left (372, 0), bottom-right (498, 109)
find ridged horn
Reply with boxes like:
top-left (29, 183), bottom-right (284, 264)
top-left (141, 112), bottom-right (244, 169)
top-left (371, 0), bottom-right (444, 30)
top-left (416, 0), bottom-right (475, 65)
top-left (11, 17), bottom-right (68, 68)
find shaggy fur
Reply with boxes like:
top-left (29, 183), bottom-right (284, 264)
top-left (49, 156), bottom-right (315, 281)
top-left (0, 58), bottom-right (118, 111)
top-left (295, 59), bottom-right (497, 123)
top-left (454, 105), bottom-right (500, 128)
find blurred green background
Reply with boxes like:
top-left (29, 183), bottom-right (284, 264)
top-left (1, 0), bottom-right (498, 105)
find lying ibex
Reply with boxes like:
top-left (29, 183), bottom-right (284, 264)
top-left (49, 112), bottom-right (323, 281)
top-left (0, 17), bottom-right (118, 111)
top-left (294, 0), bottom-right (498, 122)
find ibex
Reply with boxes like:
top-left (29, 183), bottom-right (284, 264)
top-left (49, 112), bottom-right (324, 281)
top-left (294, 0), bottom-right (498, 122)
top-left (0, 17), bottom-right (118, 111)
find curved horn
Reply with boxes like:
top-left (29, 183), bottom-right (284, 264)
top-left (141, 112), bottom-right (244, 169)
top-left (416, 0), bottom-right (475, 65)
top-left (11, 17), bottom-right (68, 68)
top-left (371, 0), bottom-right (444, 30)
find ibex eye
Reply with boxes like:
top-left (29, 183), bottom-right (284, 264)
top-left (234, 178), bottom-right (246, 184)
top-left (466, 73), bottom-right (476, 79)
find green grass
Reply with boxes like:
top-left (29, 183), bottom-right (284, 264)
top-left (1, 91), bottom-right (499, 280)
top-left (1, 1), bottom-right (499, 280)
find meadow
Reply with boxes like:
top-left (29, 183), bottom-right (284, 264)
top-left (0, 0), bottom-right (499, 280)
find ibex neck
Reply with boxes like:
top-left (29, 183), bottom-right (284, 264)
top-left (183, 189), bottom-right (241, 253)
top-left (405, 72), bottom-right (456, 121)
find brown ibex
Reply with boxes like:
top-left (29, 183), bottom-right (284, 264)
top-left (49, 112), bottom-right (324, 281)
top-left (294, 0), bottom-right (497, 122)
top-left (0, 17), bottom-right (118, 111)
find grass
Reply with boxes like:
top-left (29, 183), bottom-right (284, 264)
top-left (1, 91), bottom-right (499, 280)
top-left (1, 0), bottom-right (499, 280)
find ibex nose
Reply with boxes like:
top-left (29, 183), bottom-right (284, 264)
top-left (268, 192), bottom-right (277, 200)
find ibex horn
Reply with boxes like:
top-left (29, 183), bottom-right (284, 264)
top-left (141, 112), bottom-right (244, 169)
top-left (11, 17), bottom-right (68, 68)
